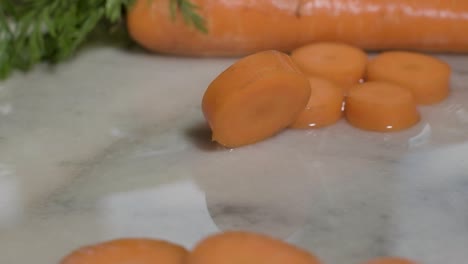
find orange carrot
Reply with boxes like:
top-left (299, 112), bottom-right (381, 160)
top-left (363, 256), bottom-right (419, 264)
top-left (127, 0), bottom-right (468, 56)
top-left (59, 238), bottom-right (187, 264)
top-left (186, 231), bottom-right (321, 264)
top-left (202, 50), bottom-right (310, 148)
top-left (127, 0), bottom-right (302, 56)
top-left (345, 81), bottom-right (420, 132)
top-left (366, 51), bottom-right (451, 105)
top-left (299, 0), bottom-right (468, 53)
top-left (291, 77), bottom-right (344, 129)
top-left (291, 42), bottom-right (368, 91)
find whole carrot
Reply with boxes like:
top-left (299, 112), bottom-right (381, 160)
top-left (127, 0), bottom-right (468, 56)
top-left (299, 0), bottom-right (468, 53)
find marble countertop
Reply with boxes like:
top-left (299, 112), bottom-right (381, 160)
top-left (0, 47), bottom-right (467, 264)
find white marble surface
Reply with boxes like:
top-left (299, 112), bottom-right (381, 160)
top-left (0, 47), bottom-right (467, 264)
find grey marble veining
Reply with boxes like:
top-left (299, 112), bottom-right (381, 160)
top-left (0, 48), bottom-right (467, 264)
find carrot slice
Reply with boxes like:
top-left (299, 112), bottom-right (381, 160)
top-left (345, 81), bottom-right (420, 132)
top-left (60, 238), bottom-right (187, 264)
top-left (202, 50), bottom-right (311, 148)
top-left (290, 42), bottom-right (368, 92)
top-left (366, 51), bottom-right (451, 105)
top-left (363, 256), bottom-right (419, 264)
top-left (186, 231), bottom-right (321, 264)
top-left (291, 77), bottom-right (344, 129)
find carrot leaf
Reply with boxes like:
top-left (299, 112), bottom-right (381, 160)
top-left (170, 0), bottom-right (208, 33)
top-left (0, 0), bottom-right (137, 80)
top-left (0, 0), bottom-right (208, 80)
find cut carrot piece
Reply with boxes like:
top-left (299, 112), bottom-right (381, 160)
top-left (187, 231), bottom-right (321, 264)
top-left (290, 42), bottom-right (368, 92)
top-left (363, 256), bottom-right (419, 264)
top-left (345, 82), bottom-right (420, 132)
top-left (291, 77), bottom-right (344, 129)
top-left (60, 238), bottom-right (187, 264)
top-left (202, 50), bottom-right (311, 148)
top-left (366, 51), bottom-right (451, 105)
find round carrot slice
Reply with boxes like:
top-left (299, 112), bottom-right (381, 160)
top-left (363, 256), bottom-right (419, 264)
top-left (366, 51), bottom-right (451, 105)
top-left (202, 50), bottom-right (311, 148)
top-left (187, 231), bottom-right (321, 264)
top-left (291, 77), bottom-right (344, 129)
top-left (290, 42), bottom-right (368, 92)
top-left (345, 81), bottom-right (420, 132)
top-left (60, 238), bottom-right (188, 264)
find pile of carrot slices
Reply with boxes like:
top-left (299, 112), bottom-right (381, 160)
top-left (60, 231), bottom-right (419, 264)
top-left (202, 42), bottom-right (451, 148)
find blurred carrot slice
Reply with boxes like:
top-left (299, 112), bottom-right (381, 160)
top-left (345, 81), bottom-right (420, 132)
top-left (366, 51), bottom-right (451, 105)
top-left (187, 231), bottom-right (321, 264)
top-left (363, 256), bottom-right (420, 264)
top-left (291, 77), bottom-right (344, 129)
top-left (291, 42), bottom-right (368, 92)
top-left (60, 238), bottom-right (187, 264)
top-left (202, 50), bottom-right (311, 148)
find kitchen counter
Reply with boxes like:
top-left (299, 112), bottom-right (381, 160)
top-left (0, 47), bottom-right (467, 264)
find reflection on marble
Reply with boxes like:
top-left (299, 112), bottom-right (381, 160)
top-left (97, 180), bottom-right (219, 248)
top-left (0, 48), bottom-right (467, 264)
top-left (0, 163), bottom-right (21, 228)
top-left (393, 142), bottom-right (468, 263)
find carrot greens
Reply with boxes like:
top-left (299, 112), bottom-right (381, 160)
top-left (0, 0), bottom-right (206, 80)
